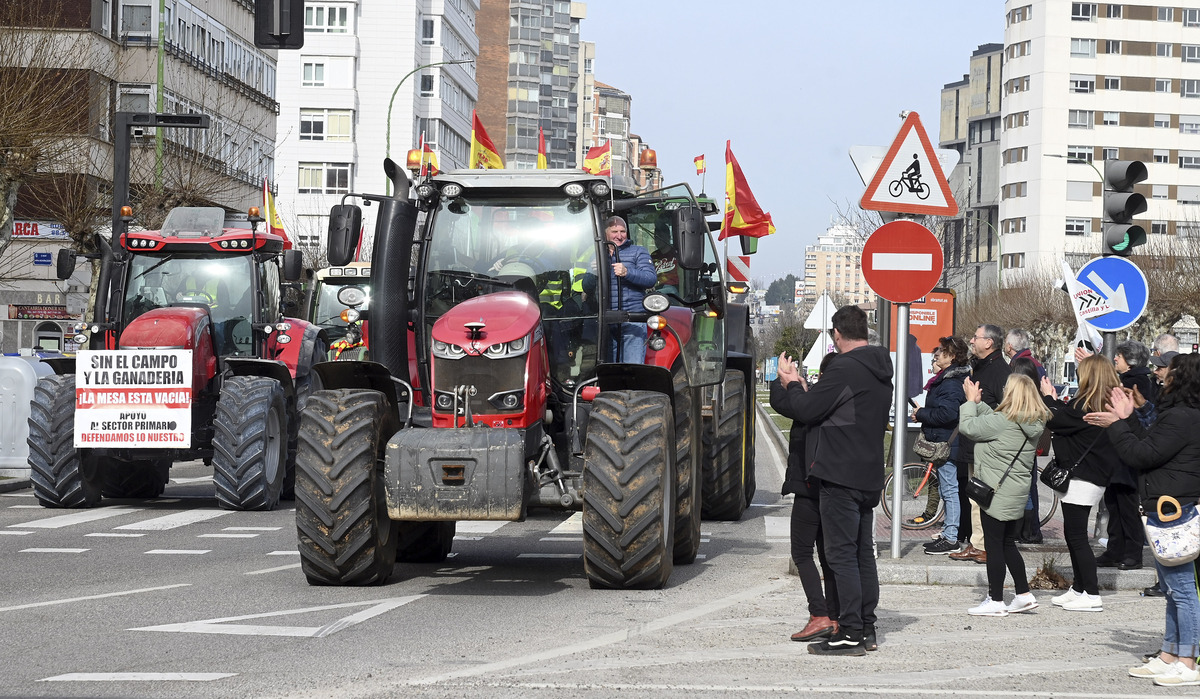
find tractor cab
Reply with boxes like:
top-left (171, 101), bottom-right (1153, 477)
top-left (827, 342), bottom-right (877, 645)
top-left (308, 262), bottom-right (371, 353)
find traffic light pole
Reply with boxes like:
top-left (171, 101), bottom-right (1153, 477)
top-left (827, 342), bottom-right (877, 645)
top-left (890, 302), bottom-right (909, 560)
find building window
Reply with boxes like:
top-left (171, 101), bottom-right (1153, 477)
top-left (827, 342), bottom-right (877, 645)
top-left (1071, 38), bottom-right (1097, 57)
top-left (1152, 221), bottom-right (1168, 236)
top-left (1106, 4), bottom-right (1122, 17)
top-left (298, 162), bottom-right (351, 194)
top-left (1068, 109), bottom-right (1094, 129)
top-left (1179, 185), bottom-right (1200, 204)
top-left (1157, 79), bottom-right (1172, 93)
top-left (1155, 149), bottom-right (1170, 163)
top-left (1106, 39), bottom-right (1122, 54)
top-left (1156, 113), bottom-right (1172, 128)
top-left (1004, 147), bottom-right (1029, 164)
top-left (1003, 253), bottom-right (1026, 269)
top-left (1159, 7), bottom-right (1174, 21)
top-left (1067, 181), bottom-right (1094, 201)
top-left (302, 62), bottom-right (325, 87)
top-left (421, 19), bottom-right (436, 44)
top-left (1102, 111), bottom-right (1119, 126)
top-left (121, 3), bottom-right (151, 35)
top-left (1067, 144), bottom-right (1093, 163)
top-left (1103, 147), bottom-right (1119, 160)
top-left (1180, 223), bottom-right (1200, 238)
top-left (1007, 5), bottom-right (1032, 24)
top-left (1104, 76), bottom-right (1120, 90)
top-left (1005, 112), bottom-right (1029, 129)
top-left (1187, 8), bottom-right (1200, 27)
top-left (1184, 79), bottom-right (1200, 98)
top-left (1007, 76), bottom-right (1031, 94)
top-left (299, 109), bottom-right (352, 142)
top-left (304, 6), bottom-right (349, 33)
top-left (1071, 2), bottom-right (1096, 20)
top-left (1001, 218), bottom-right (1027, 234)
top-left (1070, 74), bottom-right (1095, 93)
top-left (1181, 151), bottom-right (1200, 169)
top-left (1066, 218), bottom-right (1089, 235)
top-left (419, 74), bottom-right (434, 97)
top-left (1181, 115), bottom-right (1200, 134)
top-left (1153, 184), bottom-right (1169, 200)
top-left (1157, 42), bottom-right (1174, 58)
top-left (1003, 182), bottom-right (1028, 199)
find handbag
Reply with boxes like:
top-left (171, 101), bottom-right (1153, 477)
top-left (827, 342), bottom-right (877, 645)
top-left (1142, 496), bottom-right (1200, 566)
top-left (913, 428), bottom-right (958, 464)
top-left (1039, 431), bottom-right (1103, 494)
top-left (965, 435), bottom-right (1031, 508)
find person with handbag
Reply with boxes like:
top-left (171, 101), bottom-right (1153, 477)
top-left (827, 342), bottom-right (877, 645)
top-left (958, 373), bottom-right (1049, 617)
top-left (911, 336), bottom-right (971, 554)
top-left (1037, 355), bottom-right (1123, 612)
top-left (1089, 352), bottom-right (1200, 686)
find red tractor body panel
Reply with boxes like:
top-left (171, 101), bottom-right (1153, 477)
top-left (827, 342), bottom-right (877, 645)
top-left (645, 306), bottom-right (695, 370)
top-left (118, 306), bottom-right (217, 392)
top-left (268, 319), bottom-right (318, 378)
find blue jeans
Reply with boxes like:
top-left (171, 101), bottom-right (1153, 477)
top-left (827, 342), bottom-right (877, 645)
top-left (608, 322), bottom-right (646, 363)
top-left (1158, 557), bottom-right (1200, 659)
top-left (937, 460), bottom-right (960, 541)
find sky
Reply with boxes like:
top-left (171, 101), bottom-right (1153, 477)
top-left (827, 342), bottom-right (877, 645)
top-left (582, 0), bottom-right (1004, 284)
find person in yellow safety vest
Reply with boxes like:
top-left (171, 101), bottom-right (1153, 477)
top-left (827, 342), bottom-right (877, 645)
top-left (538, 266), bottom-right (588, 313)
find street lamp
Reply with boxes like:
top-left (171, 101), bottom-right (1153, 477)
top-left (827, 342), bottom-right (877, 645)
top-left (1044, 152), bottom-right (1104, 182)
top-left (385, 58), bottom-right (474, 194)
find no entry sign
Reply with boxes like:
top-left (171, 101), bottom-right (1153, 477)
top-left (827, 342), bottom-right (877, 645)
top-left (861, 220), bottom-right (944, 304)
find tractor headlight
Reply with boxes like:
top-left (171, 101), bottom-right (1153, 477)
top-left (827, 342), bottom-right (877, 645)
top-left (73, 333), bottom-right (88, 345)
top-left (590, 182), bottom-right (610, 198)
top-left (431, 339), bottom-right (466, 359)
top-left (563, 182), bottom-right (585, 197)
top-left (487, 390), bottom-right (524, 411)
top-left (276, 334), bottom-right (292, 344)
top-left (440, 183), bottom-right (463, 199)
top-left (341, 308), bottom-right (360, 323)
top-left (479, 334), bottom-right (531, 359)
top-left (435, 392), bottom-right (454, 410)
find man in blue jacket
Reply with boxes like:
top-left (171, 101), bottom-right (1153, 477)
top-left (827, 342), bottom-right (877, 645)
top-left (777, 305), bottom-right (893, 656)
top-left (584, 216), bottom-right (657, 362)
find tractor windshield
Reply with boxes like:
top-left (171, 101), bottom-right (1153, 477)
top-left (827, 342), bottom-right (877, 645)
top-left (124, 253), bottom-right (256, 357)
top-left (312, 280), bottom-right (370, 340)
top-left (423, 195), bottom-right (598, 386)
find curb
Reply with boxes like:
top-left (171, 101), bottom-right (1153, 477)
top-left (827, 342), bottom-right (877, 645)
top-left (0, 477), bottom-right (31, 494)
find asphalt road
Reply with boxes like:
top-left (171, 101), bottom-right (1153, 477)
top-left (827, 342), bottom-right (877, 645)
top-left (0, 419), bottom-right (1173, 698)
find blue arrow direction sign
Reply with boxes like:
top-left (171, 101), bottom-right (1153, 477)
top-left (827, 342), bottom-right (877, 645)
top-left (1077, 257), bottom-right (1148, 332)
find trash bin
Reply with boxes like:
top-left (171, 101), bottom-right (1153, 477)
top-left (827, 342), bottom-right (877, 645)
top-left (0, 356), bottom-right (55, 475)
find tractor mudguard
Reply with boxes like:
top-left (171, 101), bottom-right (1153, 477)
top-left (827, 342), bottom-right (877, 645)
top-left (595, 363), bottom-right (673, 399)
top-left (724, 303), bottom-right (751, 354)
top-left (42, 357), bottom-right (76, 376)
top-left (384, 426), bottom-right (528, 522)
top-left (310, 359), bottom-right (409, 418)
top-left (224, 357), bottom-right (294, 400)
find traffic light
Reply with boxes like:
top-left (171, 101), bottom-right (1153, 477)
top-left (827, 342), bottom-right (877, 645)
top-left (1102, 160), bottom-right (1148, 256)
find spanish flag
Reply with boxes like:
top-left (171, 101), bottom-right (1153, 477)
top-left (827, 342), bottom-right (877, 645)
top-left (469, 110), bottom-right (503, 169)
top-left (694, 154), bottom-right (706, 175)
top-left (421, 142), bottom-right (440, 177)
top-left (719, 141), bottom-right (775, 240)
top-left (537, 127), bottom-right (548, 169)
top-left (582, 140), bottom-right (611, 176)
top-left (262, 176), bottom-right (292, 249)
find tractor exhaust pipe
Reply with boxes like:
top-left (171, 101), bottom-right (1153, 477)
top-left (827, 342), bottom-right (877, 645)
top-left (370, 158), bottom-right (417, 382)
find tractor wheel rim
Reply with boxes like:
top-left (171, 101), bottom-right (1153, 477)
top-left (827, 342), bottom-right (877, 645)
top-left (265, 407), bottom-right (281, 485)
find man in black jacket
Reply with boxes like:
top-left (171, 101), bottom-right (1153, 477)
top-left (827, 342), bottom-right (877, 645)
top-left (776, 305), bottom-right (893, 656)
top-left (950, 324), bottom-right (1011, 564)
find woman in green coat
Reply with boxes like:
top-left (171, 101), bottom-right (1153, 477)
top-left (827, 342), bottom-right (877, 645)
top-left (958, 373), bottom-right (1050, 617)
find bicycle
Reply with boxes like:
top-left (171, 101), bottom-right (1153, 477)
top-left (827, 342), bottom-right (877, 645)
top-left (881, 460), bottom-right (943, 530)
top-left (887, 176), bottom-right (930, 200)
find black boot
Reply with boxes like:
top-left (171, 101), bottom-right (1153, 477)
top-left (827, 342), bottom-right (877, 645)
top-left (1019, 508), bottom-right (1042, 544)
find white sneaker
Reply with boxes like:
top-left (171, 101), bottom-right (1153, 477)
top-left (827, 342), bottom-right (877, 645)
top-left (1062, 592), bottom-right (1103, 612)
top-left (1131, 656), bottom-right (1174, 678)
top-left (1006, 592), bottom-right (1038, 613)
top-left (1153, 662), bottom-right (1200, 686)
top-left (1051, 588), bottom-right (1082, 607)
top-left (968, 596), bottom-right (1009, 616)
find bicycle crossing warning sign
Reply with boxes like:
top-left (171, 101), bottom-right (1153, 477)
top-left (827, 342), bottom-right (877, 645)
top-left (860, 112), bottom-right (958, 217)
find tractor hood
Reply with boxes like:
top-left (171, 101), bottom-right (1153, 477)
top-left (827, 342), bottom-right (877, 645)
top-left (119, 306), bottom-right (218, 390)
top-left (431, 291), bottom-right (540, 351)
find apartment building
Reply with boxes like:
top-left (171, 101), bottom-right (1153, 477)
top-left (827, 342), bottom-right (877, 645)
top-left (800, 225), bottom-right (876, 308)
top-left (1000, 0), bottom-right (1200, 275)
top-left (274, 1), bottom-right (480, 248)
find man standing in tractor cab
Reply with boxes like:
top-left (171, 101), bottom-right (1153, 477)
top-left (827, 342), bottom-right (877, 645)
top-left (582, 216), bottom-right (656, 363)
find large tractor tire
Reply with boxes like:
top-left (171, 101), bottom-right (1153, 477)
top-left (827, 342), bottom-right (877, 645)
top-left (103, 459), bottom-right (171, 499)
top-left (212, 376), bottom-right (287, 511)
top-left (671, 366), bottom-right (702, 564)
top-left (295, 389), bottom-right (398, 586)
top-left (27, 374), bottom-right (102, 508)
top-left (582, 390), bottom-right (675, 590)
top-left (396, 521), bottom-right (456, 563)
top-left (701, 370), bottom-right (749, 521)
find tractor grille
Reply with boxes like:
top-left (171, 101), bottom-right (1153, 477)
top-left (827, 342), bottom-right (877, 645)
top-left (433, 354), bottom-right (526, 415)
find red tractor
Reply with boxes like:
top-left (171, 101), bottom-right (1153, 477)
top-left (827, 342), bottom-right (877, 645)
top-left (28, 206), bottom-right (325, 510)
top-left (295, 162), bottom-right (756, 589)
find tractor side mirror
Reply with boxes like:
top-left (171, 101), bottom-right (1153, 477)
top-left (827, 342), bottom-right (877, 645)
top-left (281, 249), bottom-right (303, 281)
top-left (56, 248), bottom-right (77, 280)
top-left (674, 207), bottom-right (707, 270)
top-left (327, 204), bottom-right (362, 266)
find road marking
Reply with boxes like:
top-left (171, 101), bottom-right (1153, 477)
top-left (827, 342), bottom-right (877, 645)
top-left (453, 536), bottom-right (484, 541)
top-left (21, 548), bottom-right (88, 553)
top-left (85, 533), bottom-right (146, 538)
top-left (267, 550), bottom-right (299, 556)
top-left (145, 549), bottom-right (210, 555)
top-left (10, 506), bottom-right (141, 529)
top-left (1, 492), bottom-right (34, 497)
top-left (155, 498), bottom-right (181, 503)
top-left (132, 596), bottom-right (424, 638)
top-left (40, 673), bottom-right (234, 682)
top-left (198, 533), bottom-right (259, 538)
top-left (9, 504), bottom-right (42, 508)
top-left (549, 512), bottom-right (583, 534)
top-left (517, 553), bottom-right (580, 559)
top-left (764, 516), bottom-right (789, 540)
top-left (456, 521), bottom-right (509, 534)
top-left (0, 530), bottom-right (33, 536)
top-left (223, 526), bottom-right (280, 531)
top-left (169, 476), bottom-right (213, 484)
top-left (873, 252), bottom-right (933, 271)
top-left (538, 537), bottom-right (582, 542)
top-left (460, 682), bottom-right (1148, 697)
top-left (115, 510), bottom-right (231, 531)
top-left (405, 579), bottom-right (788, 686)
top-left (244, 563), bottom-right (301, 576)
top-left (0, 583), bottom-right (191, 614)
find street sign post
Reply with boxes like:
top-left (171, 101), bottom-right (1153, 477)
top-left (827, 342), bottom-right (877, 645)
top-left (726, 254), bottom-right (750, 283)
top-left (859, 112), bottom-right (958, 217)
top-left (1077, 256), bottom-right (1149, 332)
top-left (861, 220), bottom-right (945, 304)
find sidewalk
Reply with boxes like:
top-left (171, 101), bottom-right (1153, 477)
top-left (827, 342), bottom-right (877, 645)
top-left (757, 403), bottom-right (1158, 592)
top-left (0, 476), bottom-right (30, 494)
